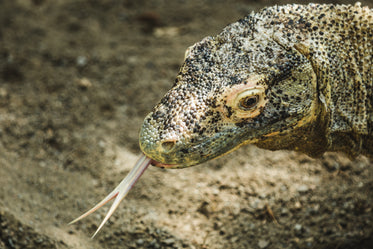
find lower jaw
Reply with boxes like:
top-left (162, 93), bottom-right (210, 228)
top-left (150, 160), bottom-right (179, 168)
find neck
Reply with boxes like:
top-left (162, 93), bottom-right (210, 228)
top-left (310, 7), bottom-right (372, 158)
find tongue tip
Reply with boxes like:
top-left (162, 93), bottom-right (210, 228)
top-left (70, 154), bottom-right (151, 236)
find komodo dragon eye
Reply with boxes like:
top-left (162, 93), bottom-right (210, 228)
top-left (237, 90), bottom-right (261, 110)
top-left (239, 95), bottom-right (259, 110)
top-left (223, 85), bottom-right (267, 120)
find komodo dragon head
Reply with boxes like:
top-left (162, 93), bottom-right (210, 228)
top-left (140, 15), bottom-right (329, 168)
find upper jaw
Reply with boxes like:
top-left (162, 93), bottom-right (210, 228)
top-left (141, 135), bottom-right (244, 169)
top-left (141, 141), bottom-right (208, 168)
top-left (139, 119), bottom-right (249, 168)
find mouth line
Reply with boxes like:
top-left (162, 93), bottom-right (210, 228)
top-left (146, 135), bottom-right (235, 168)
top-left (150, 160), bottom-right (179, 168)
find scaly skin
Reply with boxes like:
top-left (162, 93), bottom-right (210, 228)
top-left (139, 3), bottom-right (373, 168)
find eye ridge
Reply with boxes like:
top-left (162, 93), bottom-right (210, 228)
top-left (239, 95), bottom-right (259, 110)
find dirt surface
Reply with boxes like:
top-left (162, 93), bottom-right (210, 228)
top-left (0, 0), bottom-right (372, 248)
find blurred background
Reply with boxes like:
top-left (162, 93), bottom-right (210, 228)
top-left (0, 0), bottom-right (372, 248)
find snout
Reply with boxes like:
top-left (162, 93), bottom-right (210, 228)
top-left (139, 116), bottom-right (183, 167)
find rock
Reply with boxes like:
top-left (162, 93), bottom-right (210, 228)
top-left (154, 27), bottom-right (181, 38)
top-left (230, 236), bottom-right (239, 243)
top-left (77, 78), bottom-right (92, 89)
top-left (0, 88), bottom-right (8, 98)
top-left (297, 185), bottom-right (309, 193)
top-left (294, 224), bottom-right (302, 231)
top-left (281, 207), bottom-right (289, 215)
top-left (294, 201), bottom-right (302, 209)
top-left (251, 198), bottom-right (265, 210)
top-left (136, 239), bottom-right (144, 245)
top-left (258, 239), bottom-right (270, 248)
top-left (163, 238), bottom-right (175, 245)
top-left (76, 55), bottom-right (87, 67)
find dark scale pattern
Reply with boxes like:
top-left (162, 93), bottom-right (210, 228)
top-left (139, 3), bottom-right (372, 167)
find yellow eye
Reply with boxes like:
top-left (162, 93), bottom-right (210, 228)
top-left (219, 76), bottom-right (268, 120)
top-left (235, 88), bottom-right (263, 112)
top-left (239, 95), bottom-right (259, 110)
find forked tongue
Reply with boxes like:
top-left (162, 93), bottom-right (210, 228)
top-left (69, 154), bottom-right (151, 238)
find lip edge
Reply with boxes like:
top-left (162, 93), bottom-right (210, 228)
top-left (144, 131), bottom-right (239, 169)
top-left (150, 159), bottom-right (179, 168)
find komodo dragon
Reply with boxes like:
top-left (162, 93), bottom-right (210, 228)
top-left (140, 2), bottom-right (372, 167)
top-left (71, 3), bottom-right (372, 236)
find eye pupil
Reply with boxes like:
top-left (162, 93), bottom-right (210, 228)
top-left (239, 95), bottom-right (259, 110)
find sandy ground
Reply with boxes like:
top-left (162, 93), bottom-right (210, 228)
top-left (0, 0), bottom-right (372, 248)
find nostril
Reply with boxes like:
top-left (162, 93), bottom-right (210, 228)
top-left (161, 140), bottom-right (176, 152)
